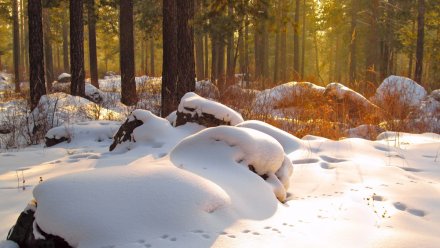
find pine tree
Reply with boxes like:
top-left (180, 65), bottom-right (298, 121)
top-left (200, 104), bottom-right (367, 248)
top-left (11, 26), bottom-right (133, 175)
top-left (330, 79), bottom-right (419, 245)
top-left (70, 0), bottom-right (85, 96)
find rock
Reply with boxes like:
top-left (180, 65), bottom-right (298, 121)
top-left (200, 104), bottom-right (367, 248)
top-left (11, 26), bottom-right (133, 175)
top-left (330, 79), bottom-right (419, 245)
top-left (430, 89), bottom-right (440, 102)
top-left (52, 82), bottom-right (104, 104)
top-left (109, 116), bottom-right (143, 151)
top-left (372, 75), bottom-right (427, 111)
top-left (195, 80), bottom-right (220, 99)
top-left (175, 92), bottom-right (244, 127)
top-left (324, 83), bottom-right (381, 124)
top-left (57, 73), bottom-right (71, 83)
top-left (45, 136), bottom-right (69, 147)
top-left (7, 200), bottom-right (71, 248)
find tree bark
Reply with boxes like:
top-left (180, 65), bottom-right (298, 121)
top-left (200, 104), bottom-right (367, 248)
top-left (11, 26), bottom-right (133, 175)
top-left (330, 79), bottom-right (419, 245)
top-left (176, 0), bottom-right (195, 100)
top-left (87, 0), bottom-right (99, 88)
top-left (204, 34), bottom-right (209, 79)
top-left (62, 2), bottom-right (69, 73)
top-left (408, 17), bottom-right (416, 79)
top-left (70, 0), bottom-right (85, 96)
top-left (43, 8), bottom-right (54, 91)
top-left (28, 0), bottom-right (46, 110)
top-left (225, 0), bottom-right (234, 87)
top-left (273, 30), bottom-right (280, 83)
top-left (414, 0), bottom-right (425, 85)
top-left (162, 0), bottom-right (178, 116)
top-left (293, 0), bottom-right (300, 80)
top-left (20, 0), bottom-right (27, 78)
top-left (119, 0), bottom-right (137, 105)
top-left (13, 0), bottom-right (21, 92)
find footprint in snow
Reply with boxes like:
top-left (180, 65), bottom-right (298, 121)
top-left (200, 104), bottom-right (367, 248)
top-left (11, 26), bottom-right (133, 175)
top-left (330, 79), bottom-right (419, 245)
top-left (393, 202), bottom-right (407, 211)
top-left (320, 162), bottom-right (336, 170)
top-left (291, 158), bottom-right (319, 164)
top-left (408, 209), bottom-right (426, 217)
top-left (320, 155), bottom-right (347, 163)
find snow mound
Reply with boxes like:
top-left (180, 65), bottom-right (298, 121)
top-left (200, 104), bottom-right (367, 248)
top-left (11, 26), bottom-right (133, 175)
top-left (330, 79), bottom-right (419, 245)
top-left (373, 75), bottom-right (427, 108)
top-left (255, 81), bottom-right (325, 110)
top-left (236, 120), bottom-right (304, 153)
top-left (170, 126), bottom-right (293, 202)
top-left (175, 92), bottom-right (244, 127)
top-left (33, 163), bottom-right (232, 247)
top-left (346, 124), bottom-right (385, 140)
top-left (45, 121), bottom-right (120, 146)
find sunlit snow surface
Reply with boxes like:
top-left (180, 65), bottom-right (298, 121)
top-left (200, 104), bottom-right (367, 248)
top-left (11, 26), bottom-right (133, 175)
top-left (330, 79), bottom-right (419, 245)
top-left (1, 116), bottom-right (440, 247)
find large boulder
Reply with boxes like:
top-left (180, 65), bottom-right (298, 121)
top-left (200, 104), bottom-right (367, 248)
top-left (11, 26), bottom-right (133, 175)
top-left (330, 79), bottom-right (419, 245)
top-left (7, 200), bottom-right (71, 248)
top-left (52, 82), bottom-right (104, 104)
top-left (406, 89), bottom-right (440, 133)
top-left (324, 82), bottom-right (381, 124)
top-left (372, 76), bottom-right (427, 119)
top-left (195, 80), bottom-right (220, 99)
top-left (175, 92), bottom-right (244, 127)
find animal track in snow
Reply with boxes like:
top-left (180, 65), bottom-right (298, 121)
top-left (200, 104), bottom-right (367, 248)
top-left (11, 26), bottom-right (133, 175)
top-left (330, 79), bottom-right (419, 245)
top-left (320, 162), bottom-right (336, 170)
top-left (292, 158), bottom-right (319, 164)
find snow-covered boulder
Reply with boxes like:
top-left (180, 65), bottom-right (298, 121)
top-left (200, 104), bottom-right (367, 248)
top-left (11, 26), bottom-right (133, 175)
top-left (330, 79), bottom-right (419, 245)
top-left (46, 121), bottom-right (119, 147)
top-left (6, 200), bottom-right (70, 247)
top-left (57, 73), bottom-right (71, 83)
top-left (255, 81), bottom-right (325, 111)
top-left (373, 75), bottom-right (427, 109)
top-left (52, 82), bottom-right (104, 104)
top-left (171, 126), bottom-right (293, 202)
top-left (406, 89), bottom-right (440, 133)
top-left (195, 80), bottom-right (220, 99)
top-left (324, 83), bottom-right (380, 123)
top-left (175, 92), bottom-right (244, 127)
top-left (109, 109), bottom-right (201, 152)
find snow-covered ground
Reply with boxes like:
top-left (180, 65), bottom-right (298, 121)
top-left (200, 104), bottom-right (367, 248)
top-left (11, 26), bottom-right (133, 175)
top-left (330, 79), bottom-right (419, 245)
top-left (1, 113), bottom-right (440, 247)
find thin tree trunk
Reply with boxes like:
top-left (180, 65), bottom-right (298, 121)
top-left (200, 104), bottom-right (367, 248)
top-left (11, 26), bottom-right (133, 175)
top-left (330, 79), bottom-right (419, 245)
top-left (300, 0), bottom-right (306, 80)
top-left (335, 35), bottom-right (341, 82)
top-left (280, 0), bottom-right (287, 82)
top-left (349, 0), bottom-right (357, 85)
top-left (28, 0), bottom-right (46, 110)
top-left (150, 38), bottom-right (155, 76)
top-left (70, 0), bottom-right (85, 96)
top-left (43, 8), bottom-right (54, 91)
top-left (24, 1), bottom-right (29, 79)
top-left (238, 22), bottom-right (245, 79)
top-left (365, 0), bottom-right (379, 85)
top-left (62, 3), bottom-right (69, 73)
top-left (20, 0), bottom-right (27, 77)
top-left (414, 0), bottom-right (425, 85)
top-left (119, 0), bottom-right (137, 105)
top-left (161, 0), bottom-right (178, 116)
top-left (293, 0), bottom-right (300, 80)
top-left (244, 14), bottom-right (249, 85)
top-left (13, 0), bottom-right (20, 92)
top-left (141, 39), bottom-right (145, 74)
top-left (204, 34), bottom-right (209, 79)
top-left (408, 17), bottom-right (416, 79)
top-left (194, 0), bottom-right (204, 81)
top-left (87, 0), bottom-right (99, 88)
top-left (273, 31), bottom-right (280, 83)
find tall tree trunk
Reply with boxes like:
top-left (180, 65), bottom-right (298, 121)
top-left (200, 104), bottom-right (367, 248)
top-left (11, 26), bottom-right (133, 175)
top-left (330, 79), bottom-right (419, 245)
top-left (13, 0), bottom-right (20, 92)
top-left (204, 34), bottom-right (209, 79)
top-left (194, 0), bottom-right (204, 81)
top-left (300, 0), bottom-right (306, 80)
top-left (150, 38), bottom-right (155, 76)
top-left (408, 17), bottom-right (416, 79)
top-left (334, 34), bottom-right (341, 82)
top-left (211, 35), bottom-right (218, 81)
top-left (238, 21), bottom-right (245, 80)
top-left (62, 3), bottom-right (69, 73)
top-left (162, 0), bottom-right (178, 116)
top-left (225, 1), bottom-right (234, 87)
top-left (262, 23), bottom-right (269, 81)
top-left (87, 0), bottom-right (99, 88)
top-left (43, 8), bottom-right (54, 91)
top-left (280, 0), bottom-right (287, 82)
top-left (141, 39), bottom-right (145, 74)
top-left (244, 14), bottom-right (250, 85)
top-left (28, 0), bottom-right (46, 110)
top-left (70, 0), bottom-right (85, 96)
top-left (349, 0), bottom-right (357, 85)
top-left (273, 30), bottom-right (280, 83)
top-left (365, 0), bottom-right (379, 85)
top-left (176, 0), bottom-right (195, 102)
top-left (24, 0), bottom-right (29, 79)
top-left (293, 0), bottom-right (300, 80)
top-left (119, 0), bottom-right (137, 105)
top-left (20, 0), bottom-right (27, 78)
top-left (414, 0), bottom-right (425, 85)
